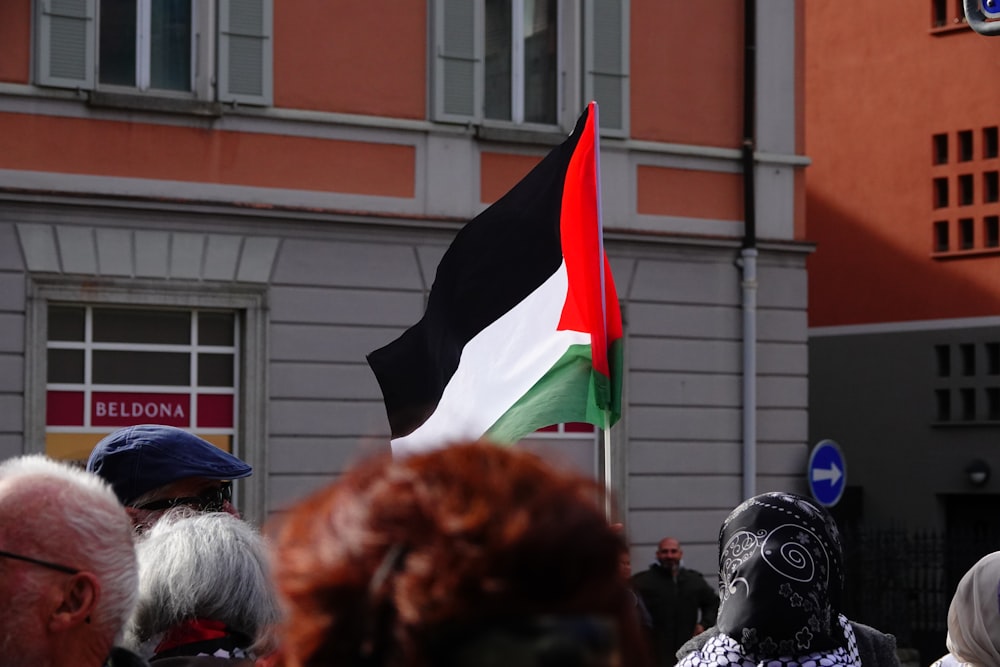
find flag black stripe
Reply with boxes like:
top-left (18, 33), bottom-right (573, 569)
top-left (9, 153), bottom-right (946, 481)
top-left (367, 109), bottom-right (591, 439)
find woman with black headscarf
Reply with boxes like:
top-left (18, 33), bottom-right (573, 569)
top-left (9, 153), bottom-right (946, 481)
top-left (675, 492), bottom-right (900, 667)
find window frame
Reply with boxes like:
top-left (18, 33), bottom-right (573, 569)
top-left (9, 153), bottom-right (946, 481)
top-left (35, 0), bottom-right (272, 106)
top-left (25, 276), bottom-right (269, 523)
top-left (431, 0), bottom-right (629, 136)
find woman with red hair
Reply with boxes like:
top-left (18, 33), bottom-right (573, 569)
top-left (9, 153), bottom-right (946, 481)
top-left (268, 442), bottom-right (650, 667)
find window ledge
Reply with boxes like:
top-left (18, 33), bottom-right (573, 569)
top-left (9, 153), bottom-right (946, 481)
top-left (931, 420), bottom-right (1000, 427)
top-left (475, 124), bottom-right (567, 147)
top-left (88, 91), bottom-right (223, 118)
top-left (932, 247), bottom-right (1000, 259)
top-left (930, 21), bottom-right (971, 36)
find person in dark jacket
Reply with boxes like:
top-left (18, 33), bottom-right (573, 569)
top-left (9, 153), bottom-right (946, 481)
top-left (675, 492), bottom-right (900, 667)
top-left (630, 537), bottom-right (719, 666)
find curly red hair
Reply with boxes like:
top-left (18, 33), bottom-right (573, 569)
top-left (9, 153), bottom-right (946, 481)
top-left (269, 441), bottom-right (649, 667)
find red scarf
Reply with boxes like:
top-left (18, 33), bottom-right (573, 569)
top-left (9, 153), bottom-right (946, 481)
top-left (154, 618), bottom-right (229, 654)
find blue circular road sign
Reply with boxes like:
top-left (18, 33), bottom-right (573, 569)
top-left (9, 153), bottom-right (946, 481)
top-left (808, 439), bottom-right (846, 507)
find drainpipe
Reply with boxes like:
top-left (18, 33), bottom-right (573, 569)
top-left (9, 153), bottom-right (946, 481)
top-left (740, 0), bottom-right (758, 501)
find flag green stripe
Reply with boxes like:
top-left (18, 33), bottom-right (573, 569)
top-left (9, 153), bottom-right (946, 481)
top-left (484, 339), bottom-right (623, 444)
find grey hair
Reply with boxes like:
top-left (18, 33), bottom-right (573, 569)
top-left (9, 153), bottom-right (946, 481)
top-left (123, 511), bottom-right (280, 656)
top-left (0, 455), bottom-right (138, 641)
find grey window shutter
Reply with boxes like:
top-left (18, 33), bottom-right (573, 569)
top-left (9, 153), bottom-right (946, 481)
top-left (36, 0), bottom-right (96, 90)
top-left (218, 0), bottom-right (273, 105)
top-left (584, 0), bottom-right (629, 136)
top-left (432, 0), bottom-right (481, 123)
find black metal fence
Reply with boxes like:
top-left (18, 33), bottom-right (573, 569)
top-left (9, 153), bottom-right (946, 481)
top-left (839, 527), bottom-right (999, 664)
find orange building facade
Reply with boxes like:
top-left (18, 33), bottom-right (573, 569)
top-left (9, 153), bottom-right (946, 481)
top-left (0, 1), bottom-right (806, 573)
top-left (806, 3), bottom-right (1000, 542)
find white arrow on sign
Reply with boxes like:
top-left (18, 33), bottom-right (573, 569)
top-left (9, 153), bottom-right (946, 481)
top-left (812, 462), bottom-right (843, 486)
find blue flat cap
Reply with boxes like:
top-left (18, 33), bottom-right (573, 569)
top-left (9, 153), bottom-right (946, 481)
top-left (87, 424), bottom-right (252, 506)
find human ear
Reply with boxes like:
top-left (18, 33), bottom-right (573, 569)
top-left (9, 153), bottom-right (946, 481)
top-left (49, 572), bottom-right (100, 632)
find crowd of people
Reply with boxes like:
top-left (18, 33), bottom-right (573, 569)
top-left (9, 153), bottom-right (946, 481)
top-left (1, 424), bottom-right (997, 666)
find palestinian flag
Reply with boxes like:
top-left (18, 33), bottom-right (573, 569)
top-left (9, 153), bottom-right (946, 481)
top-left (367, 102), bottom-right (623, 455)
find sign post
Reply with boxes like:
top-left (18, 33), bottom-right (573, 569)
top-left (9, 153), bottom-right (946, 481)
top-left (808, 439), bottom-right (847, 507)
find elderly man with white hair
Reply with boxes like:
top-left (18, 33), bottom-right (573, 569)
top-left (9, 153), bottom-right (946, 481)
top-left (122, 511), bottom-right (280, 664)
top-left (0, 455), bottom-right (145, 666)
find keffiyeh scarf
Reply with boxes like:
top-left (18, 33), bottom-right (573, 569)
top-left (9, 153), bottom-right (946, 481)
top-left (679, 492), bottom-right (859, 667)
top-left (677, 613), bottom-right (861, 667)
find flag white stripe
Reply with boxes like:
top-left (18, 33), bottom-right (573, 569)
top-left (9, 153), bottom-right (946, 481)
top-left (392, 261), bottom-right (590, 456)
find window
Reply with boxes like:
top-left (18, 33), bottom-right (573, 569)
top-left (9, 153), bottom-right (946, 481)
top-left (432, 0), bottom-right (629, 135)
top-left (484, 0), bottom-right (558, 124)
top-left (934, 133), bottom-right (949, 164)
top-left (934, 177), bottom-right (949, 208)
top-left (988, 387), bottom-right (1000, 420)
top-left (987, 342), bottom-right (1000, 375)
top-left (961, 388), bottom-right (976, 420)
top-left (961, 343), bottom-right (976, 376)
top-left (959, 174), bottom-right (974, 205)
top-left (934, 220), bottom-right (950, 252)
top-left (936, 344), bottom-right (952, 376)
top-left (985, 172), bottom-right (999, 203)
top-left (985, 127), bottom-right (998, 158)
top-left (46, 305), bottom-right (239, 460)
top-left (959, 217), bottom-right (975, 249)
top-left (35, 0), bottom-right (272, 105)
top-left (933, 0), bottom-right (947, 27)
top-left (933, 342), bottom-right (1000, 426)
top-left (936, 389), bottom-right (952, 421)
top-left (959, 130), bottom-right (974, 161)
top-left (985, 216), bottom-right (1000, 248)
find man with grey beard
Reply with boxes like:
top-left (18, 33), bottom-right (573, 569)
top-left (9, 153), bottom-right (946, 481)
top-left (0, 455), bottom-right (146, 666)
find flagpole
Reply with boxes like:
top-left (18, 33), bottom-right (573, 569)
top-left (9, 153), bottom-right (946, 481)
top-left (590, 101), bottom-right (615, 522)
top-left (602, 408), bottom-right (614, 521)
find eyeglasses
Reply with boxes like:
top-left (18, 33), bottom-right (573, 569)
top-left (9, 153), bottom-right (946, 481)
top-left (0, 549), bottom-right (80, 575)
top-left (132, 481), bottom-right (233, 513)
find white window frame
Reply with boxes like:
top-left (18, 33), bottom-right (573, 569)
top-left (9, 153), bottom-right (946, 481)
top-left (46, 306), bottom-right (240, 434)
top-left (25, 277), bottom-right (269, 524)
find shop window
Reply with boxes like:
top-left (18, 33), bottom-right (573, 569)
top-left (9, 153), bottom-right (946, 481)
top-left (934, 220), bottom-right (950, 252)
top-left (959, 217), bottom-right (975, 249)
top-left (934, 133), bottom-right (949, 164)
top-left (46, 305), bottom-right (239, 462)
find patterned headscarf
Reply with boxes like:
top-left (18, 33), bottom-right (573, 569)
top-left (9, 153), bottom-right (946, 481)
top-left (678, 492), bottom-right (860, 667)
top-left (944, 551), bottom-right (1000, 666)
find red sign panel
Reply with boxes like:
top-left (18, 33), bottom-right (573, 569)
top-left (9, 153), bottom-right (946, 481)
top-left (197, 394), bottom-right (234, 428)
top-left (92, 392), bottom-right (190, 427)
top-left (47, 391), bottom-right (85, 426)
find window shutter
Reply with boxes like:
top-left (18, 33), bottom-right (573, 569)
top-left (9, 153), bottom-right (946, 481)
top-left (218, 0), bottom-right (273, 105)
top-left (432, 0), bottom-right (482, 123)
top-left (584, 0), bottom-right (629, 136)
top-left (36, 0), bottom-right (96, 90)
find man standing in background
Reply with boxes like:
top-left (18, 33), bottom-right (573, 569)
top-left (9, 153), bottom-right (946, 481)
top-left (631, 536), bottom-right (719, 667)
